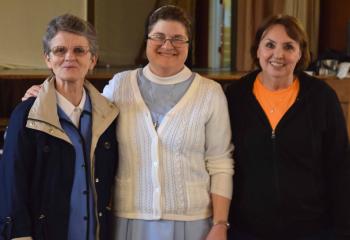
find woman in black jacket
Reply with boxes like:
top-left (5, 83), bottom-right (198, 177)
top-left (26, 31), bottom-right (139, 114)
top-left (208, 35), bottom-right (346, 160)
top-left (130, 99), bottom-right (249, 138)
top-left (226, 15), bottom-right (350, 240)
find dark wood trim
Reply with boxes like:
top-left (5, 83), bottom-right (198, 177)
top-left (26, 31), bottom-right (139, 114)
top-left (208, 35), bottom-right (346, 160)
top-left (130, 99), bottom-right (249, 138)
top-left (318, 0), bottom-right (350, 54)
top-left (193, 0), bottom-right (209, 68)
top-left (87, 0), bottom-right (95, 25)
top-left (2, 70), bottom-right (350, 136)
top-left (230, 0), bottom-right (238, 71)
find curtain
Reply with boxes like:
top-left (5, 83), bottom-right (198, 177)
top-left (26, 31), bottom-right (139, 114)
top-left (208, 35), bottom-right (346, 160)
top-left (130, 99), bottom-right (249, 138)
top-left (236, 0), bottom-right (284, 70)
top-left (284, 0), bottom-right (320, 61)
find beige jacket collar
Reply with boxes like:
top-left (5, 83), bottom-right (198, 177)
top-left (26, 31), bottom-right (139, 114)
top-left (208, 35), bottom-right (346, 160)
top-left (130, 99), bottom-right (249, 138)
top-left (27, 75), bottom-right (119, 145)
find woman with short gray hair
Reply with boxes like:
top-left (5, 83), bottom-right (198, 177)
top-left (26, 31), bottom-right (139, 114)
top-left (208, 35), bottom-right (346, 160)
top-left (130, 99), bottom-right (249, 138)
top-left (0, 14), bottom-right (118, 240)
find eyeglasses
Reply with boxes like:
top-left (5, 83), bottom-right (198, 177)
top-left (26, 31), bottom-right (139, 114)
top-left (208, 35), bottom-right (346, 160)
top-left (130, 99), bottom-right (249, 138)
top-left (50, 46), bottom-right (91, 57)
top-left (147, 34), bottom-right (189, 48)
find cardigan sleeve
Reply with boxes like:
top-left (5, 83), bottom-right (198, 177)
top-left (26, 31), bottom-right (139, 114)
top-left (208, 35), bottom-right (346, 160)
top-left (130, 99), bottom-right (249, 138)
top-left (205, 82), bottom-right (234, 200)
top-left (102, 71), bottom-right (130, 102)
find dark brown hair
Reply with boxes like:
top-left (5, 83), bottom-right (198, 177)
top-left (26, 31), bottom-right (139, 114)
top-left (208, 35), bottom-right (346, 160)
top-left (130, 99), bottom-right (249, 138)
top-left (251, 14), bottom-right (310, 74)
top-left (147, 5), bottom-right (192, 40)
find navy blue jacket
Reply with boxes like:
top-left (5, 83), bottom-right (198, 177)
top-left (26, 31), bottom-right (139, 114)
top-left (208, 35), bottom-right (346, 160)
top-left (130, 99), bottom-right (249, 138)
top-left (226, 71), bottom-right (350, 239)
top-left (0, 78), bottom-right (119, 240)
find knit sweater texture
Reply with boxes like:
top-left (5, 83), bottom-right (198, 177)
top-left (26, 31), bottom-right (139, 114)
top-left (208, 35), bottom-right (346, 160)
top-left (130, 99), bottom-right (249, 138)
top-left (103, 68), bottom-right (234, 221)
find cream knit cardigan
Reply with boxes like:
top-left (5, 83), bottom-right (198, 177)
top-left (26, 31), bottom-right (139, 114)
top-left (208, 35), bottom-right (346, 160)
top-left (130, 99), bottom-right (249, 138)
top-left (102, 69), bottom-right (234, 221)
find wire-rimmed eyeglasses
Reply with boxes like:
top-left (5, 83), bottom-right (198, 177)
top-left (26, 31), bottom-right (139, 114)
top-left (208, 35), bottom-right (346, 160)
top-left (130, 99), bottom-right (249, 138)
top-left (147, 34), bottom-right (189, 48)
top-left (50, 46), bottom-right (91, 57)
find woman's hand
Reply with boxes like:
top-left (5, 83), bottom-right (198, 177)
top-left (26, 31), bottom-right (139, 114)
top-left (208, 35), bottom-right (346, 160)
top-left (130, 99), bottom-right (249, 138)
top-left (22, 85), bottom-right (42, 101)
top-left (206, 224), bottom-right (227, 240)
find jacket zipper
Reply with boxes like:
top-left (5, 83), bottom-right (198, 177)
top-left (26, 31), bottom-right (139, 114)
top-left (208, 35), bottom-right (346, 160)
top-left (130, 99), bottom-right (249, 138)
top-left (271, 130), bottom-right (278, 192)
top-left (271, 130), bottom-right (276, 139)
top-left (271, 129), bottom-right (282, 227)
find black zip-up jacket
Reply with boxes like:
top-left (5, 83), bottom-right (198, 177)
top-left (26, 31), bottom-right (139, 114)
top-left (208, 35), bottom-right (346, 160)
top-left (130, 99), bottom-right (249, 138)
top-left (226, 70), bottom-right (350, 239)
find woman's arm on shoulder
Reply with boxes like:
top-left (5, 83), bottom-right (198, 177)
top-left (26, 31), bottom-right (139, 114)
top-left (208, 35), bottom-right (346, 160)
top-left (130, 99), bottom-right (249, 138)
top-left (102, 70), bottom-right (131, 101)
top-left (21, 85), bottom-right (42, 101)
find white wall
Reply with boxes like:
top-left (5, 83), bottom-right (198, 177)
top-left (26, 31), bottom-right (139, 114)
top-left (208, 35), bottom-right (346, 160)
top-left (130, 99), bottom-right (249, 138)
top-left (0, 0), bottom-right (86, 69)
top-left (0, 0), bottom-right (159, 69)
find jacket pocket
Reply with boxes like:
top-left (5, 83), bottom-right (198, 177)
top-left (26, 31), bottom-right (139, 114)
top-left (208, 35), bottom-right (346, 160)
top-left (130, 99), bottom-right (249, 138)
top-left (0, 217), bottom-right (12, 240)
top-left (33, 214), bottom-right (47, 240)
top-left (186, 182), bottom-right (211, 214)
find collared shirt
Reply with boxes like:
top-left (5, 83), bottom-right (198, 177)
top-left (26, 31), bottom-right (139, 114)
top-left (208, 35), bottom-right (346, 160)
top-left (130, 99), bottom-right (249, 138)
top-left (56, 89), bottom-right (95, 240)
top-left (56, 89), bottom-right (86, 128)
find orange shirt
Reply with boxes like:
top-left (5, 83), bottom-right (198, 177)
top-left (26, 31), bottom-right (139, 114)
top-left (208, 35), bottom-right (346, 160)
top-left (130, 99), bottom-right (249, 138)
top-left (253, 76), bottom-right (300, 130)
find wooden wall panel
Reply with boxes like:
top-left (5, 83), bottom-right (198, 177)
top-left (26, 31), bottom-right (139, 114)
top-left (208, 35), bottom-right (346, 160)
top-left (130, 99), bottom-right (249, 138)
top-left (319, 0), bottom-right (350, 54)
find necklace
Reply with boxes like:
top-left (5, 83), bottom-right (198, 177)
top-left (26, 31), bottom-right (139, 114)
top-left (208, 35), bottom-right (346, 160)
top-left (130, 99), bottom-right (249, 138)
top-left (147, 83), bottom-right (176, 130)
top-left (253, 76), bottom-right (300, 129)
top-left (153, 120), bottom-right (159, 129)
top-left (269, 88), bottom-right (294, 113)
top-left (259, 82), bottom-right (296, 114)
top-left (138, 67), bottom-right (193, 130)
top-left (256, 74), bottom-right (298, 112)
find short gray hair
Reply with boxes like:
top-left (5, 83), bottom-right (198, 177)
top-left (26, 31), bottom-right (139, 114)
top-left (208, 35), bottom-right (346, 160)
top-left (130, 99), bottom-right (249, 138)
top-left (43, 14), bottom-right (98, 57)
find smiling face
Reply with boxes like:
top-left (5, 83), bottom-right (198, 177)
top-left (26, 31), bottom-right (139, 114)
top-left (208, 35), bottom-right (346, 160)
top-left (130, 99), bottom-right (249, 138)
top-left (45, 31), bottom-right (97, 85)
top-left (257, 24), bottom-right (301, 81)
top-left (146, 20), bottom-right (189, 77)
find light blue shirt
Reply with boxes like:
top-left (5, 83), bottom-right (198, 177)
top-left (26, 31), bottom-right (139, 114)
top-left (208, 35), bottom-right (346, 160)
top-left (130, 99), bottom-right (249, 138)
top-left (57, 93), bottom-right (95, 240)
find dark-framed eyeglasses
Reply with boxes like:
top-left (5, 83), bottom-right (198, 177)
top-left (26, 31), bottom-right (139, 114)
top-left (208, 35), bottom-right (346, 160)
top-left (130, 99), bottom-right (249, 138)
top-left (147, 34), bottom-right (189, 48)
top-left (50, 46), bottom-right (91, 57)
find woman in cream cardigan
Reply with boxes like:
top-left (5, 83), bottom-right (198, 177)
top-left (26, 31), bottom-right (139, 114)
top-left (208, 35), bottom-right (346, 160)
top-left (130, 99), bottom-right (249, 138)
top-left (104, 5), bottom-right (233, 240)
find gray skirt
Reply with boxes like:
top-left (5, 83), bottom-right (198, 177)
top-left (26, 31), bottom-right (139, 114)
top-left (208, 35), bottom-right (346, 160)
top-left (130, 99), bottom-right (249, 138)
top-left (111, 216), bottom-right (211, 240)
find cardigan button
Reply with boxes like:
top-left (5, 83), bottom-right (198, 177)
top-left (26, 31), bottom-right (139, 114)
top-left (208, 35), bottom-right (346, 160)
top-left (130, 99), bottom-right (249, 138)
top-left (98, 212), bottom-right (103, 217)
top-left (95, 178), bottom-right (100, 183)
top-left (104, 141), bottom-right (111, 150)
